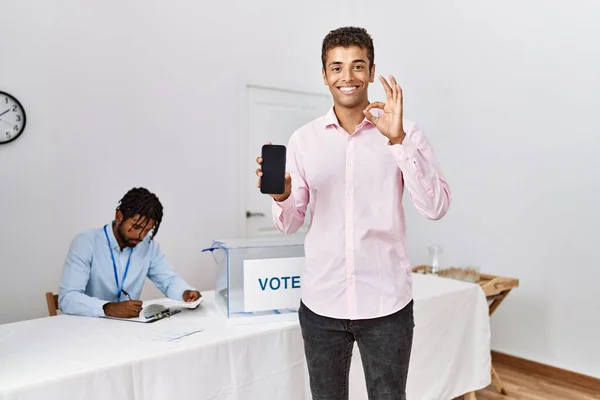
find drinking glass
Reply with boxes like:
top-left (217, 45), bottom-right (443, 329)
top-left (427, 244), bottom-right (443, 275)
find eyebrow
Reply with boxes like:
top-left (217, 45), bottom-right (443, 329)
top-left (328, 59), bottom-right (368, 67)
top-left (134, 223), bottom-right (153, 228)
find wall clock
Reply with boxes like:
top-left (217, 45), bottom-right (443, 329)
top-left (0, 91), bottom-right (27, 145)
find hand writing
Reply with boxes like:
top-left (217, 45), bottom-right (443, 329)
top-left (103, 300), bottom-right (143, 318)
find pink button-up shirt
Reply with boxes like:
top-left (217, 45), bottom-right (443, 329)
top-left (272, 107), bottom-right (451, 320)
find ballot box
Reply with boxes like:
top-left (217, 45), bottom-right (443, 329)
top-left (203, 236), bottom-right (305, 324)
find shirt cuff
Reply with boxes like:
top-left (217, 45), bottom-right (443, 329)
top-left (96, 300), bottom-right (110, 317)
top-left (273, 193), bottom-right (295, 210)
top-left (167, 281), bottom-right (193, 301)
top-left (388, 136), bottom-right (418, 161)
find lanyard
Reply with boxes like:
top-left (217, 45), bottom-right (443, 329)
top-left (103, 224), bottom-right (133, 301)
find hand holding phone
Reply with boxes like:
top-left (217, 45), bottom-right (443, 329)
top-left (256, 142), bottom-right (291, 201)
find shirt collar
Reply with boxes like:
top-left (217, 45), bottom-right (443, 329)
top-left (322, 106), bottom-right (380, 130)
top-left (104, 222), bottom-right (121, 251)
top-left (323, 107), bottom-right (339, 128)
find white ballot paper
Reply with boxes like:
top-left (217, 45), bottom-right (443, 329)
top-left (103, 297), bottom-right (204, 323)
top-left (144, 296), bottom-right (204, 310)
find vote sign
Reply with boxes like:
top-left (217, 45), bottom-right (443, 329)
top-left (243, 257), bottom-right (304, 312)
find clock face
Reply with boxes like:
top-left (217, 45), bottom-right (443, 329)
top-left (0, 91), bottom-right (27, 145)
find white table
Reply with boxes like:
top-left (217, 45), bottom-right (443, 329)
top-left (0, 274), bottom-right (491, 400)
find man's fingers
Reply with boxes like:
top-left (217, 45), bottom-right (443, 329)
top-left (128, 308), bottom-right (141, 316)
top-left (389, 75), bottom-right (403, 109)
top-left (256, 167), bottom-right (263, 188)
top-left (389, 75), bottom-right (398, 103)
top-left (256, 142), bottom-right (271, 189)
top-left (187, 292), bottom-right (197, 301)
top-left (365, 102), bottom-right (385, 111)
top-left (379, 75), bottom-right (393, 100)
top-left (364, 103), bottom-right (385, 124)
top-left (257, 140), bottom-right (271, 164)
top-left (126, 301), bottom-right (142, 313)
top-left (397, 84), bottom-right (403, 111)
top-left (363, 110), bottom-right (377, 124)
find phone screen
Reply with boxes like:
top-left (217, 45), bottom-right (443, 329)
top-left (260, 144), bottom-right (286, 195)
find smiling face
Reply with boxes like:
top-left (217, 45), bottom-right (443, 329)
top-left (322, 45), bottom-right (375, 110)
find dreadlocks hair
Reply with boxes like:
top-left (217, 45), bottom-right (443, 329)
top-left (116, 187), bottom-right (163, 239)
top-left (321, 26), bottom-right (375, 70)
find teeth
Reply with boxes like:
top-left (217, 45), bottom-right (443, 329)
top-left (340, 86), bottom-right (358, 93)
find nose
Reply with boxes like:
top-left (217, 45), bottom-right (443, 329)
top-left (342, 67), bottom-right (352, 82)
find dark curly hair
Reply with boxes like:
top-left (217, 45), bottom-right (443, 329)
top-left (321, 26), bottom-right (375, 70)
top-left (116, 187), bottom-right (163, 239)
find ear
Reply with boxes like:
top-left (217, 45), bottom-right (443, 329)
top-left (115, 210), bottom-right (123, 224)
top-left (322, 68), bottom-right (328, 86)
top-left (369, 64), bottom-right (376, 83)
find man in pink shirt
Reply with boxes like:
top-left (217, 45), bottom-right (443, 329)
top-left (256, 27), bottom-right (451, 399)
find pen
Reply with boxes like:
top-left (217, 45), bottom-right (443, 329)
top-left (121, 289), bottom-right (133, 301)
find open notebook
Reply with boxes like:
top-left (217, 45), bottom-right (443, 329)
top-left (103, 296), bottom-right (204, 323)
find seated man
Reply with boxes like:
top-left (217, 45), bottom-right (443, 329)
top-left (59, 187), bottom-right (200, 318)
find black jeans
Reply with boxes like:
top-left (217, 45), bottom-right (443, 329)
top-left (298, 300), bottom-right (414, 400)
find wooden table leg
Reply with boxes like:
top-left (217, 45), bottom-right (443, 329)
top-left (488, 289), bottom-right (511, 395)
top-left (491, 364), bottom-right (507, 395)
top-left (464, 392), bottom-right (477, 400)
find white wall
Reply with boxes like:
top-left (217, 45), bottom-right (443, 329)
top-left (361, 0), bottom-right (600, 378)
top-left (1, 0), bottom-right (599, 378)
top-left (0, 0), bottom-right (353, 322)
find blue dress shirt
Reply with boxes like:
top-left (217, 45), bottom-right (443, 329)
top-left (59, 222), bottom-right (195, 317)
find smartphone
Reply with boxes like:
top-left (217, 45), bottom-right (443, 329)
top-left (260, 144), bottom-right (286, 195)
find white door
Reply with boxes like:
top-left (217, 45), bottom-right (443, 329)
top-left (240, 85), bottom-right (331, 238)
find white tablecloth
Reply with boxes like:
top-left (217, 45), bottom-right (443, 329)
top-left (0, 274), bottom-right (491, 400)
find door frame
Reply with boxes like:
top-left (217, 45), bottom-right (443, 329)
top-left (235, 82), bottom-right (330, 238)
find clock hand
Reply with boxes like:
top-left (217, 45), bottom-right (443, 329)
top-left (0, 109), bottom-right (9, 117)
top-left (0, 119), bottom-right (13, 127)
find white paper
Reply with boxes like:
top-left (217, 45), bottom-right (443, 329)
top-left (138, 327), bottom-right (204, 342)
top-left (103, 312), bottom-right (156, 323)
top-left (143, 296), bottom-right (204, 310)
top-left (102, 297), bottom-right (204, 323)
top-left (243, 257), bottom-right (304, 312)
top-left (133, 316), bottom-right (205, 342)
